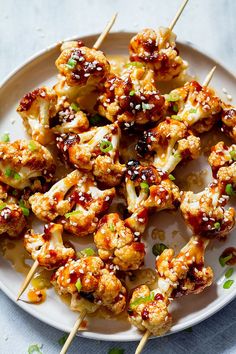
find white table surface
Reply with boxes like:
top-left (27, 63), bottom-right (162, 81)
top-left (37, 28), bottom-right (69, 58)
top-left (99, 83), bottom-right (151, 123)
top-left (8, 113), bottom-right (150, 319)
top-left (0, 0), bottom-right (236, 353)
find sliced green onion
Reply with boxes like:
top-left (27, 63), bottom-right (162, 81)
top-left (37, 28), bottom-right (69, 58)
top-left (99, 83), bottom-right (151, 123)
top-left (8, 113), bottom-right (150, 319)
top-left (173, 151), bottom-right (181, 159)
top-left (140, 181), bottom-right (149, 193)
top-left (58, 335), bottom-right (68, 346)
top-left (29, 140), bottom-right (37, 151)
top-left (214, 222), bottom-right (221, 230)
top-left (172, 104), bottom-right (178, 113)
top-left (71, 103), bottom-right (80, 112)
top-left (66, 58), bottom-right (77, 69)
top-left (108, 349), bottom-right (125, 354)
top-left (0, 203), bottom-right (7, 210)
top-left (28, 344), bottom-right (43, 354)
top-left (230, 150), bottom-right (236, 161)
top-left (129, 90), bottom-right (135, 96)
top-left (125, 61), bottom-right (144, 68)
top-left (189, 108), bottom-right (197, 114)
top-left (142, 102), bottom-right (154, 111)
top-left (219, 254), bottom-right (233, 267)
top-left (169, 174), bottom-right (175, 181)
top-left (225, 183), bottom-right (235, 196)
top-left (109, 223), bottom-right (115, 232)
top-left (5, 167), bottom-right (12, 177)
top-left (14, 172), bottom-right (21, 180)
top-left (223, 279), bottom-right (234, 289)
top-left (152, 243), bottom-right (168, 257)
top-left (1, 133), bottom-right (10, 142)
top-left (65, 210), bottom-right (81, 218)
top-left (89, 114), bottom-right (104, 126)
top-left (99, 140), bottom-right (113, 153)
top-left (225, 268), bottom-right (234, 279)
top-left (130, 291), bottom-right (155, 309)
top-left (75, 278), bottom-right (82, 292)
top-left (171, 115), bottom-right (182, 121)
top-left (80, 248), bottom-right (95, 257)
top-left (19, 200), bottom-right (30, 216)
top-left (166, 92), bottom-right (180, 102)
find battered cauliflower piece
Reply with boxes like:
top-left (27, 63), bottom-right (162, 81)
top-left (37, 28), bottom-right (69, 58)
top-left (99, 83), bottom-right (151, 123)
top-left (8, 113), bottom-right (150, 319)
top-left (220, 103), bottom-right (236, 142)
top-left (17, 87), bottom-right (57, 145)
top-left (29, 170), bottom-right (115, 236)
top-left (24, 223), bottom-right (75, 269)
top-left (94, 213), bottom-right (145, 271)
top-left (56, 122), bottom-right (125, 187)
top-left (0, 201), bottom-right (27, 238)
top-left (208, 141), bottom-right (236, 177)
top-left (0, 140), bottom-right (56, 189)
top-left (167, 81), bottom-right (222, 133)
top-left (129, 27), bottom-right (188, 81)
top-left (125, 160), bottom-right (180, 213)
top-left (125, 207), bottom-right (149, 234)
top-left (51, 257), bottom-right (127, 315)
top-left (136, 117), bottom-right (201, 172)
top-left (96, 66), bottom-right (166, 126)
top-left (55, 41), bottom-right (110, 93)
top-left (180, 182), bottom-right (235, 239)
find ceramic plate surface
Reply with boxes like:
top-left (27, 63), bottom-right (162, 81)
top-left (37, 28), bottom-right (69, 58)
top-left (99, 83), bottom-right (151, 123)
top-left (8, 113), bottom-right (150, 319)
top-left (0, 32), bottom-right (236, 341)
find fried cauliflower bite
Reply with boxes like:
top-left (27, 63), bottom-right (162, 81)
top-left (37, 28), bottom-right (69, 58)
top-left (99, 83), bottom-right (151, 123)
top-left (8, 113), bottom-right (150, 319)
top-left (125, 160), bottom-right (180, 214)
top-left (96, 66), bottom-right (166, 126)
top-left (50, 97), bottom-right (89, 135)
top-left (136, 117), bottom-right (201, 173)
top-left (55, 40), bottom-right (110, 91)
top-left (24, 223), bottom-right (75, 269)
top-left (0, 140), bottom-right (56, 189)
top-left (129, 27), bottom-right (188, 82)
top-left (180, 182), bottom-right (235, 239)
top-left (17, 87), bottom-right (57, 145)
top-left (124, 207), bottom-right (149, 234)
top-left (51, 257), bottom-right (127, 315)
top-left (56, 122), bottom-right (125, 187)
top-left (208, 141), bottom-right (236, 178)
top-left (0, 200), bottom-right (26, 238)
top-left (94, 213), bottom-right (145, 271)
top-left (167, 81), bottom-right (222, 133)
top-left (219, 103), bottom-right (236, 142)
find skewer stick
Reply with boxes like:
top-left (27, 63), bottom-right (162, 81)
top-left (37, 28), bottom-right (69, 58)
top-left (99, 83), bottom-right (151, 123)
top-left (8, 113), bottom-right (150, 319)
top-left (135, 330), bottom-right (151, 354)
top-left (169, 0), bottom-right (189, 31)
top-left (16, 260), bottom-right (39, 301)
top-left (60, 310), bottom-right (87, 354)
top-left (93, 13), bottom-right (118, 50)
top-left (202, 66), bottom-right (216, 86)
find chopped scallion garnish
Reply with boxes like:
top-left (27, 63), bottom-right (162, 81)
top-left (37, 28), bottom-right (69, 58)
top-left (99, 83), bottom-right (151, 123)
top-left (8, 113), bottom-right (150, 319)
top-left (58, 335), bottom-right (68, 346)
top-left (28, 344), bottom-right (43, 354)
top-left (0, 203), bottom-right (7, 210)
top-left (129, 90), bottom-right (135, 96)
top-left (5, 167), bottom-right (12, 177)
top-left (223, 279), bottom-right (234, 289)
top-left (230, 150), bottom-right (236, 161)
top-left (29, 140), bottom-right (37, 151)
top-left (214, 222), bottom-right (221, 230)
top-left (130, 291), bottom-right (155, 309)
top-left (225, 268), bottom-right (234, 279)
top-left (172, 104), bottom-right (178, 113)
top-left (65, 210), bottom-right (81, 218)
top-left (19, 200), bottom-right (30, 216)
top-left (152, 243), bottom-right (168, 257)
top-left (66, 58), bottom-right (77, 69)
top-left (99, 140), bottom-right (113, 153)
top-left (109, 223), bottom-right (115, 232)
top-left (1, 133), bottom-right (10, 142)
top-left (89, 114), bottom-right (104, 126)
top-left (225, 183), bottom-right (235, 196)
top-left (14, 172), bottom-right (21, 180)
top-left (71, 103), bottom-right (80, 112)
top-left (125, 61), bottom-right (143, 68)
top-left (219, 254), bottom-right (233, 267)
top-left (169, 174), bottom-right (175, 181)
top-left (75, 278), bottom-right (82, 292)
top-left (140, 181), bottom-right (149, 193)
top-left (189, 108), bottom-right (197, 113)
top-left (166, 92), bottom-right (180, 102)
top-left (171, 115), bottom-right (182, 121)
top-left (80, 248), bottom-right (95, 257)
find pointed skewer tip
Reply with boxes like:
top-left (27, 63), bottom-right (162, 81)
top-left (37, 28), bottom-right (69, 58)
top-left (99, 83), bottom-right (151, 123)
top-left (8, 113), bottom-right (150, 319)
top-left (169, 0), bottom-right (189, 31)
top-left (16, 260), bottom-right (39, 301)
top-left (135, 330), bottom-right (151, 354)
top-left (93, 12), bottom-right (118, 50)
top-left (202, 66), bottom-right (217, 87)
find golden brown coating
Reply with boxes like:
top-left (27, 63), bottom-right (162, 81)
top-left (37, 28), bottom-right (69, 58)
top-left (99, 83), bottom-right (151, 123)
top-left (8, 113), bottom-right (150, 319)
top-left (56, 123), bottom-right (125, 187)
top-left (180, 182), bottom-right (235, 239)
top-left (94, 213), bottom-right (145, 271)
top-left (136, 117), bottom-right (201, 172)
top-left (208, 141), bottom-right (236, 178)
top-left (17, 87), bottom-right (57, 145)
top-left (220, 103), bottom-right (236, 142)
top-left (24, 223), bottom-right (75, 269)
top-left (167, 81), bottom-right (222, 133)
top-left (96, 66), bottom-right (166, 126)
top-left (52, 257), bottom-right (127, 314)
top-left (0, 201), bottom-right (26, 238)
top-left (29, 170), bottom-right (115, 237)
top-left (0, 140), bottom-right (56, 189)
top-left (129, 27), bottom-right (188, 81)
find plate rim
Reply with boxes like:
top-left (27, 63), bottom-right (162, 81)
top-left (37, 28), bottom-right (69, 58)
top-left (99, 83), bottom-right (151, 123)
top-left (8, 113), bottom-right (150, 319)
top-left (1, 31), bottom-right (236, 342)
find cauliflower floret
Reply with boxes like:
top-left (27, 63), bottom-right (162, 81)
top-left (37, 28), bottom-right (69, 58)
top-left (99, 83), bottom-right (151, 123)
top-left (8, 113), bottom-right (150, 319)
top-left (136, 117), bottom-right (201, 172)
top-left (56, 123), bottom-right (125, 187)
top-left (55, 41), bottom-right (110, 90)
top-left (125, 207), bottom-right (149, 234)
top-left (125, 160), bottom-right (180, 214)
top-left (96, 66), bottom-right (166, 126)
top-left (208, 141), bottom-right (236, 177)
top-left (52, 257), bottom-right (126, 315)
top-left (0, 201), bottom-right (26, 238)
top-left (180, 182), bottom-right (235, 239)
top-left (24, 223), bottom-right (75, 269)
top-left (129, 27), bottom-right (188, 81)
top-left (0, 140), bottom-right (56, 189)
top-left (167, 81), bottom-right (222, 133)
top-left (94, 213), bottom-right (145, 271)
top-left (17, 87), bottom-right (57, 145)
top-left (220, 103), bottom-right (236, 142)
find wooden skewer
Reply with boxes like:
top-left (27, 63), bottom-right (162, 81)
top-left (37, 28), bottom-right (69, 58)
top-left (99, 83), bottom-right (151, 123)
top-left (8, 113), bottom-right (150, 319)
top-left (135, 330), bottom-right (151, 354)
top-left (169, 0), bottom-right (189, 31)
top-left (16, 14), bottom-right (118, 301)
top-left (202, 66), bottom-right (216, 87)
top-left (93, 13), bottom-right (118, 50)
top-left (60, 310), bottom-right (87, 354)
top-left (16, 260), bottom-right (39, 301)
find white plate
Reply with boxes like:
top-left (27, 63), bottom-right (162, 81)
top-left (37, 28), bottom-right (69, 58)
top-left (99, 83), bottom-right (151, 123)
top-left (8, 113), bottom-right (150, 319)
top-left (0, 32), bottom-right (236, 342)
